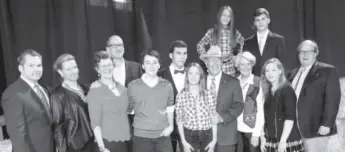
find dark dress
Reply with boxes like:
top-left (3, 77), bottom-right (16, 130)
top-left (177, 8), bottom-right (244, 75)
top-left (51, 84), bottom-right (96, 152)
top-left (263, 84), bottom-right (304, 152)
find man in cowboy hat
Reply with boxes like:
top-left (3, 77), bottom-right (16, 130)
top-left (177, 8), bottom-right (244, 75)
top-left (201, 45), bottom-right (244, 152)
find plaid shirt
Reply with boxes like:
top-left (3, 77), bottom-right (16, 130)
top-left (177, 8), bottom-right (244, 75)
top-left (197, 28), bottom-right (244, 76)
top-left (175, 90), bottom-right (217, 130)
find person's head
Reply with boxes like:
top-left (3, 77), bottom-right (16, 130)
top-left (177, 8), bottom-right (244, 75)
top-left (201, 46), bottom-right (223, 76)
top-left (106, 35), bottom-right (124, 59)
top-left (17, 49), bottom-right (43, 82)
top-left (184, 62), bottom-right (206, 91)
top-left (169, 40), bottom-right (188, 69)
top-left (217, 6), bottom-right (234, 26)
top-left (253, 8), bottom-right (270, 32)
top-left (235, 51), bottom-right (256, 77)
top-left (94, 51), bottom-right (114, 79)
top-left (141, 49), bottom-right (161, 77)
top-left (53, 54), bottom-right (79, 82)
top-left (261, 58), bottom-right (287, 93)
top-left (297, 40), bottom-right (318, 67)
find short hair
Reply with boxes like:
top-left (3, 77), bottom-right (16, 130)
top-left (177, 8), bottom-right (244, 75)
top-left (297, 39), bottom-right (319, 55)
top-left (234, 51), bottom-right (256, 68)
top-left (169, 40), bottom-right (187, 53)
top-left (253, 8), bottom-right (270, 19)
top-left (141, 49), bottom-right (161, 64)
top-left (53, 54), bottom-right (75, 72)
top-left (17, 49), bottom-right (42, 65)
top-left (94, 51), bottom-right (112, 69)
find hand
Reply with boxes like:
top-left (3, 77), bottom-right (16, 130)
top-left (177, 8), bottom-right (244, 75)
top-left (278, 141), bottom-right (287, 152)
top-left (318, 126), bottom-right (330, 135)
top-left (250, 136), bottom-right (259, 147)
top-left (99, 146), bottom-right (110, 152)
top-left (160, 126), bottom-right (173, 136)
top-left (212, 113), bottom-right (223, 124)
top-left (260, 136), bottom-right (266, 152)
top-left (90, 81), bottom-right (101, 89)
top-left (182, 140), bottom-right (194, 152)
top-left (205, 140), bottom-right (216, 152)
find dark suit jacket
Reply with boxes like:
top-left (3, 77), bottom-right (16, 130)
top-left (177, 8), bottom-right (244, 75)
top-left (124, 60), bottom-right (143, 87)
top-left (1, 78), bottom-right (55, 152)
top-left (287, 61), bottom-right (341, 138)
top-left (243, 32), bottom-right (285, 76)
top-left (158, 67), bottom-right (183, 137)
top-left (208, 73), bottom-right (244, 145)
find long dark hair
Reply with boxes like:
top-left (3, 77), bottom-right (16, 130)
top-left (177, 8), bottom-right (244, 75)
top-left (212, 6), bottom-right (237, 48)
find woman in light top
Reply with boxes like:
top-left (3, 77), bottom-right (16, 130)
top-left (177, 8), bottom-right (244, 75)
top-left (175, 62), bottom-right (217, 152)
top-left (197, 6), bottom-right (244, 76)
top-left (87, 51), bottom-right (130, 152)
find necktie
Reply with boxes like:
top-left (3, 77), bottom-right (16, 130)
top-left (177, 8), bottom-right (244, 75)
top-left (34, 85), bottom-right (50, 113)
top-left (174, 69), bottom-right (184, 74)
top-left (210, 78), bottom-right (216, 95)
top-left (293, 68), bottom-right (306, 90)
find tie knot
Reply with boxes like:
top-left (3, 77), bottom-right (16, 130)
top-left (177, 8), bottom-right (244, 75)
top-left (211, 77), bottom-right (216, 81)
top-left (300, 68), bottom-right (306, 73)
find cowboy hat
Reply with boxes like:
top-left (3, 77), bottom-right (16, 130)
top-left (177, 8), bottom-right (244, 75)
top-left (200, 45), bottom-right (225, 61)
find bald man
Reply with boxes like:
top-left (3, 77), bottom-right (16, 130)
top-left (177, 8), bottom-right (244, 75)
top-left (287, 40), bottom-right (341, 152)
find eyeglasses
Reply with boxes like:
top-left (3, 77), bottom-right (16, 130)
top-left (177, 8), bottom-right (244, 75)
top-left (107, 44), bottom-right (124, 48)
top-left (298, 50), bottom-right (315, 55)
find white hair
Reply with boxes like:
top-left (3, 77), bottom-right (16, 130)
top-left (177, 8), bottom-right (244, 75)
top-left (234, 51), bottom-right (256, 68)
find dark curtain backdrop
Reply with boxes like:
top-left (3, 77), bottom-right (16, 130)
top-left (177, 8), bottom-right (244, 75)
top-left (1, 0), bottom-right (345, 89)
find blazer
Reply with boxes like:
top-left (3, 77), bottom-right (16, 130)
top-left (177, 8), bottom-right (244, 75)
top-left (264, 84), bottom-right (302, 141)
top-left (124, 60), bottom-right (143, 87)
top-left (1, 78), bottom-right (55, 152)
top-left (51, 85), bottom-right (94, 152)
top-left (208, 73), bottom-right (244, 145)
top-left (287, 61), bottom-right (341, 138)
top-left (243, 32), bottom-right (285, 76)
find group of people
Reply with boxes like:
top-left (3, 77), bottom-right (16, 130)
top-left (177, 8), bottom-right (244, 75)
top-left (1, 5), bottom-right (342, 152)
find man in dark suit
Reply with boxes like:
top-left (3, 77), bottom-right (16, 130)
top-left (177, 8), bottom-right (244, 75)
top-left (159, 40), bottom-right (188, 152)
top-left (287, 40), bottom-right (341, 152)
top-left (201, 46), bottom-right (244, 152)
top-left (243, 8), bottom-right (286, 76)
top-left (1, 50), bottom-right (54, 152)
top-left (105, 35), bottom-right (142, 87)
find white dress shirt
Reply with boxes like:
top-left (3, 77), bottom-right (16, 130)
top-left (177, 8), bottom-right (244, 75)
top-left (169, 64), bottom-right (185, 93)
top-left (113, 59), bottom-right (126, 86)
top-left (21, 76), bottom-right (50, 106)
top-left (236, 74), bottom-right (265, 137)
top-left (207, 72), bottom-right (222, 96)
top-left (292, 64), bottom-right (313, 100)
top-left (257, 30), bottom-right (270, 55)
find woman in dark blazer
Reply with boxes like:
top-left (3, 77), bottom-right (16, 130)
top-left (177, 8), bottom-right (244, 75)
top-left (51, 54), bottom-right (95, 152)
top-left (260, 58), bottom-right (304, 152)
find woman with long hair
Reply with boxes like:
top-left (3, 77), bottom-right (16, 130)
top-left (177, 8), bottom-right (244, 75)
top-left (260, 58), bottom-right (304, 152)
top-left (197, 6), bottom-right (244, 76)
top-left (175, 62), bottom-right (217, 152)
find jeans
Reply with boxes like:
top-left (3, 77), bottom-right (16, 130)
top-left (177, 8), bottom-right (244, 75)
top-left (236, 132), bottom-right (260, 152)
top-left (133, 135), bottom-right (173, 152)
top-left (183, 128), bottom-right (213, 152)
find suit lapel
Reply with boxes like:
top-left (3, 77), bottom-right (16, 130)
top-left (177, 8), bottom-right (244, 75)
top-left (261, 32), bottom-right (273, 58)
top-left (252, 34), bottom-right (261, 56)
top-left (299, 62), bottom-right (319, 100)
top-left (216, 73), bottom-right (227, 105)
top-left (288, 68), bottom-right (299, 82)
top-left (18, 78), bottom-right (52, 121)
top-left (165, 68), bottom-right (178, 95)
top-left (124, 60), bottom-right (131, 86)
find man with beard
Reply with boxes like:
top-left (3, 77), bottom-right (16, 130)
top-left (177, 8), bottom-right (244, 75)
top-left (1, 50), bottom-right (55, 152)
